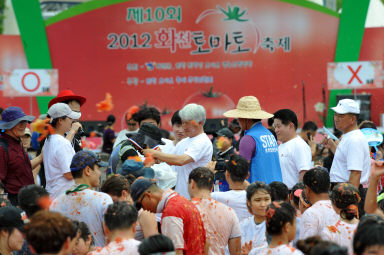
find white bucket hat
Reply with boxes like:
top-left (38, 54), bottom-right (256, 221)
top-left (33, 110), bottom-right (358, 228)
top-left (331, 99), bottom-right (360, 114)
top-left (47, 103), bottom-right (81, 122)
top-left (223, 96), bottom-right (273, 119)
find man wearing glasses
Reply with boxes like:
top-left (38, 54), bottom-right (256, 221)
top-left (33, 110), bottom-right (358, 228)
top-left (130, 178), bottom-right (207, 255)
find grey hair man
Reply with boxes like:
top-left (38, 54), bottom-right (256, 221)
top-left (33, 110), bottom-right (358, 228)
top-left (143, 103), bottom-right (213, 198)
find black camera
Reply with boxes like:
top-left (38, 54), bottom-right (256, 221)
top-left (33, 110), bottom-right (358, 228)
top-left (215, 159), bottom-right (226, 171)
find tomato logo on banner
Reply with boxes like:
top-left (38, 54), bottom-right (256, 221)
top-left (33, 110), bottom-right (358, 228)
top-left (3, 69), bottom-right (58, 97)
top-left (327, 61), bottom-right (383, 90)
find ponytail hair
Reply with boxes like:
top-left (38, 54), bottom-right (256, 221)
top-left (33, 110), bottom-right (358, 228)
top-left (330, 183), bottom-right (360, 220)
top-left (265, 201), bottom-right (296, 236)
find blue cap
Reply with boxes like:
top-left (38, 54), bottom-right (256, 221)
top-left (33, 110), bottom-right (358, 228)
top-left (118, 160), bottom-right (155, 179)
top-left (130, 178), bottom-right (155, 203)
top-left (70, 150), bottom-right (108, 172)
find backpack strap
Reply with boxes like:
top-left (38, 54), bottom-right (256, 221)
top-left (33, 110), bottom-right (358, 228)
top-left (0, 137), bottom-right (9, 155)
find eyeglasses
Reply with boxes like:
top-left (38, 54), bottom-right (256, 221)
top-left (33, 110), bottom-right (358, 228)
top-left (135, 193), bottom-right (146, 211)
top-left (127, 123), bottom-right (137, 127)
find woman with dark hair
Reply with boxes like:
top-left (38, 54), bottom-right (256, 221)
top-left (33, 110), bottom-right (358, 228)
top-left (240, 182), bottom-right (271, 253)
top-left (43, 103), bottom-right (81, 199)
top-left (296, 236), bottom-right (348, 255)
top-left (248, 201), bottom-right (302, 255)
top-left (102, 115), bottom-right (116, 154)
top-left (353, 215), bottom-right (384, 255)
top-left (138, 234), bottom-right (175, 255)
top-left (0, 206), bottom-right (27, 254)
top-left (320, 183), bottom-right (360, 255)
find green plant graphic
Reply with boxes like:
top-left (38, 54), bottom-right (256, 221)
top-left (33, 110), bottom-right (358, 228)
top-left (218, 4), bottom-right (248, 22)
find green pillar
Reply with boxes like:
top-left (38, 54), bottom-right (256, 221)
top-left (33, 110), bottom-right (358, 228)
top-left (326, 0), bottom-right (370, 127)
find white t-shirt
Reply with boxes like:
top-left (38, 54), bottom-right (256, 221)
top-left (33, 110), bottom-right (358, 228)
top-left (299, 200), bottom-right (338, 239)
top-left (211, 190), bottom-right (252, 222)
top-left (240, 216), bottom-right (268, 251)
top-left (330, 129), bottom-right (371, 184)
top-left (43, 134), bottom-right (75, 199)
top-left (191, 198), bottom-right (241, 255)
top-left (88, 238), bottom-right (140, 255)
top-left (278, 136), bottom-right (312, 189)
top-left (250, 244), bottom-right (304, 255)
top-left (50, 187), bottom-right (113, 247)
top-left (320, 219), bottom-right (358, 255)
top-left (173, 133), bottom-right (213, 198)
top-left (113, 129), bottom-right (138, 149)
top-left (160, 138), bottom-right (177, 154)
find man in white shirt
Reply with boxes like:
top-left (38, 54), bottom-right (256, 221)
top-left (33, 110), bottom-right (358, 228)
top-left (211, 154), bottom-right (252, 222)
top-left (144, 103), bottom-right (213, 199)
top-left (88, 202), bottom-right (141, 255)
top-left (300, 167), bottom-right (337, 239)
top-left (50, 150), bottom-right (113, 247)
top-left (273, 109), bottom-right (312, 189)
top-left (329, 99), bottom-right (371, 188)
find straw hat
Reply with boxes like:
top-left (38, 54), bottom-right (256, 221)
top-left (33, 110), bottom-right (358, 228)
top-left (223, 96), bottom-right (273, 119)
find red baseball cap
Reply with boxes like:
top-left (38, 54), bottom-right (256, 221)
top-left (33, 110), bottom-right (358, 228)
top-left (48, 90), bottom-right (86, 108)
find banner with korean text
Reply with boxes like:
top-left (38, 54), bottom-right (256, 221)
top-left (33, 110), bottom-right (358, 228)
top-left (46, 0), bottom-right (339, 129)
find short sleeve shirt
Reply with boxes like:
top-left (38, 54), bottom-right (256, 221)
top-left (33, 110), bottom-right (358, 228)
top-left (158, 190), bottom-right (206, 255)
top-left (250, 244), bottom-right (304, 255)
top-left (173, 133), bottom-right (213, 198)
top-left (278, 136), bottom-right (312, 189)
top-left (88, 238), bottom-right (140, 255)
top-left (50, 187), bottom-right (113, 247)
top-left (43, 134), bottom-right (75, 199)
top-left (330, 130), bottom-right (371, 184)
top-left (320, 219), bottom-right (358, 255)
top-left (299, 200), bottom-right (338, 240)
top-left (191, 198), bottom-right (241, 255)
top-left (211, 190), bottom-right (252, 222)
top-left (240, 216), bottom-right (268, 251)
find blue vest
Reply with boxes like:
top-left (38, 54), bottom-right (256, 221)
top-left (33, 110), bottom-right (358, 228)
top-left (245, 122), bottom-right (282, 183)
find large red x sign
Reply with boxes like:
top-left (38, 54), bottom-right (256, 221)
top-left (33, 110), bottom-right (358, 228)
top-left (347, 65), bottom-right (363, 84)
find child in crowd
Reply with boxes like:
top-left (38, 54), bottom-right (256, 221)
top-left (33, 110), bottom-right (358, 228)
top-left (72, 221), bottom-right (94, 255)
top-left (320, 183), bottom-right (360, 255)
top-left (353, 215), bottom-right (384, 255)
top-left (240, 182), bottom-right (271, 253)
top-left (0, 207), bottom-right (27, 254)
top-left (248, 201), bottom-right (303, 255)
top-left (296, 236), bottom-right (348, 255)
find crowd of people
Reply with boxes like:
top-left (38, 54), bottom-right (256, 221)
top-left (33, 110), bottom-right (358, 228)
top-left (0, 91), bottom-right (384, 255)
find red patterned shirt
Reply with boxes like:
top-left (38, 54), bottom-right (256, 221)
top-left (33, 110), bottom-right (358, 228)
top-left (158, 190), bottom-right (206, 255)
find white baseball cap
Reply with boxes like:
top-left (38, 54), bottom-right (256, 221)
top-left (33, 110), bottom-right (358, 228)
top-left (331, 99), bottom-right (360, 114)
top-left (48, 103), bottom-right (81, 123)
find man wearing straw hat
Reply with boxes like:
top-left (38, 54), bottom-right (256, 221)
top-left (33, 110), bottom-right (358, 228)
top-left (224, 96), bottom-right (282, 184)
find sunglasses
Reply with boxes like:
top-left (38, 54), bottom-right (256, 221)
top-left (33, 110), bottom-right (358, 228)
top-left (135, 193), bottom-right (146, 211)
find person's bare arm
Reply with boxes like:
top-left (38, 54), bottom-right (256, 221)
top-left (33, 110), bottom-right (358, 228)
top-left (365, 161), bottom-right (384, 215)
top-left (175, 250), bottom-right (183, 255)
top-left (349, 170), bottom-right (361, 188)
top-left (204, 239), bottom-right (210, 255)
top-left (144, 149), bottom-right (194, 166)
top-left (228, 237), bottom-right (241, 255)
top-left (138, 210), bottom-right (159, 237)
top-left (30, 153), bottom-right (43, 169)
top-left (299, 170), bottom-right (307, 181)
top-left (63, 172), bottom-right (73, 180)
top-left (66, 122), bottom-right (82, 143)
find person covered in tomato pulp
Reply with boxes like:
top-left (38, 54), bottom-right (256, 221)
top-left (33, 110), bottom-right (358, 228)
top-left (130, 178), bottom-right (206, 255)
top-left (88, 202), bottom-right (140, 255)
top-left (189, 167), bottom-right (241, 255)
top-left (50, 150), bottom-right (113, 247)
